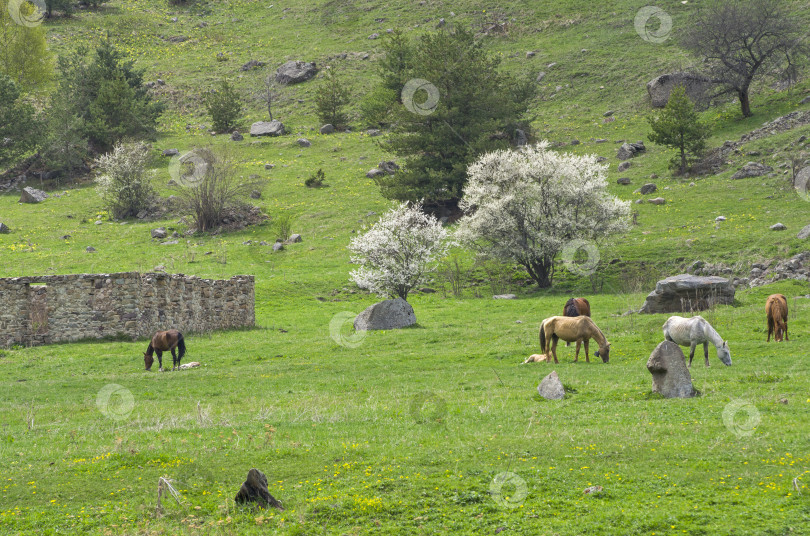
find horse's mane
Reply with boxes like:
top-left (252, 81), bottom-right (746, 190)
top-left (563, 298), bottom-right (578, 317)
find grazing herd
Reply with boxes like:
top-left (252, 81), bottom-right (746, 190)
top-left (526, 294), bottom-right (790, 366)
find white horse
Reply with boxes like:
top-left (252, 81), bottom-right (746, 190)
top-left (662, 315), bottom-right (731, 367)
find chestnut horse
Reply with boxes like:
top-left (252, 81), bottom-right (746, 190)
top-left (562, 298), bottom-right (591, 346)
top-left (144, 329), bottom-right (186, 371)
top-left (538, 316), bottom-right (610, 364)
top-left (766, 294), bottom-right (789, 342)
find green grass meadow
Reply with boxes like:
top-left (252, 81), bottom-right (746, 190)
top-left (1, 0), bottom-right (810, 534)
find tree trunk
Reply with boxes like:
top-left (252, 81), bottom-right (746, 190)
top-left (525, 259), bottom-right (553, 288)
top-left (739, 89), bottom-right (752, 118)
top-left (680, 146), bottom-right (687, 175)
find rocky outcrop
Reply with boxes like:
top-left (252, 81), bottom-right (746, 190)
top-left (731, 162), bottom-right (773, 179)
top-left (275, 60), bottom-right (318, 85)
top-left (617, 142), bottom-right (646, 160)
top-left (19, 187), bottom-right (48, 204)
top-left (250, 120), bottom-right (285, 137)
top-left (353, 298), bottom-right (416, 331)
top-left (639, 274), bottom-right (735, 314)
top-left (647, 72), bottom-right (714, 108)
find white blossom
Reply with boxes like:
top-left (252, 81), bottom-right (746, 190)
top-left (456, 141), bottom-right (630, 287)
top-left (348, 202), bottom-right (451, 300)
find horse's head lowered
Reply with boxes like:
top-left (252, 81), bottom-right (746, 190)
top-left (594, 343), bottom-right (611, 363)
top-left (144, 353), bottom-right (154, 371)
top-left (717, 341), bottom-right (731, 366)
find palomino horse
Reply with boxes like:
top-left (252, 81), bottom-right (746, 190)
top-left (662, 316), bottom-right (731, 367)
top-left (766, 294), bottom-right (789, 342)
top-left (144, 329), bottom-right (186, 371)
top-left (562, 297), bottom-right (591, 346)
top-left (538, 316), bottom-right (611, 364)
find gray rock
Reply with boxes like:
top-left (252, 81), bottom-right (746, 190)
top-left (797, 224), bottom-right (810, 239)
top-left (265, 163), bottom-right (275, 170)
top-left (376, 161), bottom-right (399, 174)
top-left (231, 131), bottom-right (243, 141)
top-left (537, 371), bottom-right (565, 400)
top-left (366, 129), bottom-right (381, 137)
top-left (647, 341), bottom-right (696, 398)
top-left (715, 216), bottom-right (726, 222)
top-left (287, 233), bottom-right (302, 243)
top-left (0, 222), bottom-right (9, 233)
top-left (368, 33), bottom-right (379, 39)
top-left (151, 227), bottom-right (167, 239)
top-left (604, 110), bottom-right (615, 117)
top-left (250, 190), bottom-right (262, 199)
top-left (239, 60), bottom-right (266, 71)
top-left (648, 197), bottom-right (666, 205)
top-left (297, 138), bottom-right (311, 147)
top-left (162, 149), bottom-right (179, 157)
top-left (161, 240), bottom-right (179, 245)
top-left (86, 246), bottom-right (96, 253)
top-left (250, 120), bottom-right (285, 137)
top-left (275, 60), bottom-right (318, 85)
top-left (640, 183), bottom-right (657, 194)
top-left (273, 242), bottom-right (284, 252)
top-left (647, 72), bottom-right (714, 108)
top-left (20, 187), bottom-right (48, 204)
top-left (493, 294), bottom-right (517, 299)
top-left (800, 96), bottom-right (810, 105)
top-left (526, 51), bottom-right (536, 58)
top-left (515, 129), bottom-right (528, 146)
top-left (639, 274), bottom-right (735, 314)
top-left (536, 71), bottom-right (546, 82)
top-left (771, 223), bottom-right (787, 231)
top-left (366, 168), bottom-right (385, 179)
top-left (234, 468), bottom-right (283, 510)
top-left (617, 177), bottom-right (631, 185)
top-left (319, 124), bottom-right (335, 134)
top-left (617, 142), bottom-right (646, 160)
top-left (618, 161), bottom-right (631, 172)
top-left (354, 298), bottom-right (416, 331)
top-left (731, 162), bottom-right (773, 179)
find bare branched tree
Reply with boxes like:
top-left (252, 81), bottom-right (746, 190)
top-left (681, 0), bottom-right (808, 117)
top-left (255, 75), bottom-right (279, 121)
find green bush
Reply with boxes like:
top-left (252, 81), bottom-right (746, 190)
top-left (204, 79), bottom-right (243, 133)
top-left (304, 169), bottom-right (328, 188)
top-left (314, 68), bottom-right (350, 129)
top-left (0, 74), bottom-right (40, 172)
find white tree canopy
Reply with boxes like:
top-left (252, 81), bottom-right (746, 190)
top-left (349, 202), bottom-right (451, 300)
top-left (456, 141), bottom-right (630, 287)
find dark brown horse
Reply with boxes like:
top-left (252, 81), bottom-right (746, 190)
top-left (562, 298), bottom-right (591, 346)
top-left (766, 294), bottom-right (788, 342)
top-left (144, 329), bottom-right (186, 371)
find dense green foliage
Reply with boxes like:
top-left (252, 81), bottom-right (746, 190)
top-left (204, 79), bottom-right (243, 134)
top-left (648, 86), bottom-right (710, 174)
top-left (372, 29), bottom-right (536, 213)
top-left (0, 74), bottom-right (40, 171)
top-left (314, 68), bottom-right (351, 129)
top-left (0, 3), bottom-right (52, 89)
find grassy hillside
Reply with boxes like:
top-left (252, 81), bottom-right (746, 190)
top-left (1, 0), bottom-right (809, 534)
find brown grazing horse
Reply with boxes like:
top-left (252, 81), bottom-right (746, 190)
top-left (766, 294), bottom-right (789, 342)
top-left (562, 297), bottom-right (591, 346)
top-left (144, 329), bottom-right (186, 371)
top-left (539, 316), bottom-right (610, 363)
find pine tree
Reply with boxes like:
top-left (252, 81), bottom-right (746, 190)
top-left (314, 68), bottom-right (350, 129)
top-left (648, 86), bottom-right (709, 175)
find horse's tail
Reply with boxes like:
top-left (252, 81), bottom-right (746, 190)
top-left (563, 298), bottom-right (578, 317)
top-left (177, 333), bottom-right (186, 360)
top-left (539, 320), bottom-right (547, 354)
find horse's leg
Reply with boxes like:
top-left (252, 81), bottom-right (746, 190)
top-left (171, 348), bottom-right (178, 370)
top-left (703, 342), bottom-right (710, 367)
top-left (688, 343), bottom-right (696, 368)
top-left (584, 339), bottom-right (590, 363)
top-left (767, 316), bottom-right (773, 342)
top-left (574, 341), bottom-right (580, 362)
top-left (156, 350), bottom-right (164, 372)
top-left (551, 338), bottom-right (559, 364)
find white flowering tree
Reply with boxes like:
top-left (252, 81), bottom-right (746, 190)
top-left (95, 141), bottom-right (154, 219)
top-left (349, 202), bottom-right (451, 300)
top-left (456, 142), bottom-right (631, 288)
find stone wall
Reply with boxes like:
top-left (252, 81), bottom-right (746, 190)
top-left (0, 272), bottom-right (254, 347)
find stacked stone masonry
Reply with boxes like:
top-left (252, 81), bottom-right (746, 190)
top-left (0, 272), bottom-right (254, 347)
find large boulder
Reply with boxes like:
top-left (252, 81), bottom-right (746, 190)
top-left (647, 341), bottom-right (696, 398)
top-left (797, 223), bottom-right (810, 239)
top-left (250, 120), bottom-right (285, 137)
top-left (731, 162), bottom-right (773, 179)
top-left (19, 187), bottom-right (48, 204)
top-left (275, 60), bottom-right (318, 85)
top-left (353, 298), bottom-right (416, 331)
top-left (617, 142), bottom-right (646, 160)
top-left (647, 72), bottom-right (714, 108)
top-left (639, 274), bottom-right (735, 314)
top-left (537, 371), bottom-right (565, 400)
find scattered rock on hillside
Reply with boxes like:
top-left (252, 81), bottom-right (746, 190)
top-left (86, 246), bottom-right (96, 253)
top-left (275, 60), bottom-right (318, 85)
top-left (715, 216), bottom-right (726, 222)
top-left (537, 371), bottom-right (565, 400)
top-left (231, 131), bottom-right (243, 141)
top-left (297, 138), bottom-right (311, 147)
top-left (617, 177), bottom-right (631, 185)
top-left (797, 224), bottom-right (810, 239)
top-left (235, 468), bottom-right (284, 510)
top-left (647, 341), bottom-right (696, 398)
top-left (366, 129), bottom-right (381, 137)
top-left (731, 162), bottom-right (773, 179)
top-left (19, 187), bottom-right (48, 204)
top-left (639, 274), bottom-right (735, 314)
top-left (286, 234), bottom-right (302, 243)
top-left (647, 72), bottom-right (713, 108)
top-left (536, 71), bottom-right (546, 82)
top-left (640, 183), bottom-right (657, 194)
top-left (0, 222), bottom-right (9, 233)
top-left (493, 294), bottom-right (517, 299)
top-left (648, 197), bottom-right (666, 205)
top-left (366, 168), bottom-right (385, 179)
top-left (151, 227), bottom-right (167, 239)
top-left (354, 298), bottom-right (416, 331)
top-left (319, 124), bottom-right (335, 134)
top-left (771, 223), bottom-right (787, 231)
top-left (378, 161), bottom-right (399, 174)
top-left (250, 190), bottom-right (261, 199)
top-left (618, 161), bottom-right (631, 172)
top-left (801, 96), bottom-right (810, 105)
top-left (273, 242), bottom-right (284, 252)
top-left (368, 33), bottom-right (379, 39)
top-left (162, 148), bottom-right (179, 157)
top-left (250, 120), bottom-right (285, 137)
top-left (617, 142), bottom-right (646, 160)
